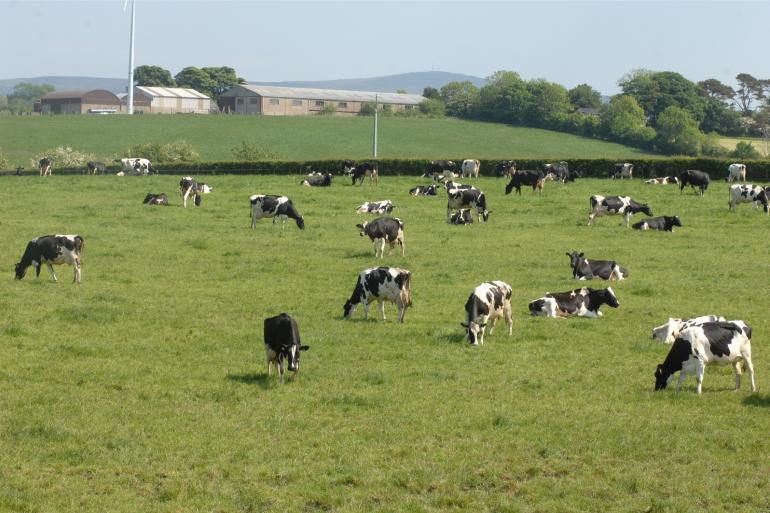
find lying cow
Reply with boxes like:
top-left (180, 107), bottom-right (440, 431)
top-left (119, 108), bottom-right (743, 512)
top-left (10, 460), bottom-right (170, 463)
top-left (505, 170), bottom-right (545, 195)
top-left (120, 158), bottom-right (155, 175)
top-left (302, 172), bottom-right (332, 187)
top-left (143, 193), bottom-right (168, 205)
top-left (351, 163), bottom-right (379, 185)
top-left (651, 315), bottom-right (727, 344)
top-left (461, 159), bottom-right (480, 179)
top-left (654, 321), bottom-right (756, 394)
top-left (461, 280), bottom-right (513, 345)
top-left (180, 176), bottom-right (203, 207)
top-left (449, 209), bottom-right (473, 225)
top-left (343, 266), bottom-right (412, 322)
top-left (250, 194), bottom-right (305, 231)
top-left (447, 187), bottom-right (489, 223)
top-left (15, 234), bottom-right (83, 284)
top-left (679, 169), bottom-right (709, 195)
top-left (356, 200), bottom-right (394, 214)
top-left (729, 184), bottom-right (769, 213)
top-left (632, 215), bottom-right (682, 232)
top-left (38, 157), bottom-right (52, 176)
top-left (612, 163), bottom-right (634, 179)
top-left (263, 313), bottom-right (309, 383)
top-left (644, 176), bottom-right (679, 185)
top-left (566, 251), bottom-right (628, 281)
top-left (727, 163), bottom-right (747, 183)
top-left (86, 161), bottom-right (107, 175)
top-left (588, 195), bottom-right (652, 227)
top-left (356, 217), bottom-right (405, 258)
top-left (529, 287), bottom-right (619, 318)
top-left (409, 184), bottom-right (437, 196)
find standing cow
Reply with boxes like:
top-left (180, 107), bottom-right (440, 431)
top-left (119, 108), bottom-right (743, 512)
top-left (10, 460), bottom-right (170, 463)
top-left (461, 159), bottom-right (481, 179)
top-left (447, 186), bottom-right (489, 223)
top-left (612, 163), bottom-right (634, 179)
top-left (727, 163), bottom-right (747, 183)
top-left (679, 170), bottom-right (710, 195)
top-left (343, 266), bottom-right (412, 322)
top-left (588, 195), bottom-right (653, 226)
top-left (504, 170), bottom-right (545, 195)
top-left (356, 217), bottom-right (405, 258)
top-left (86, 161), bottom-right (107, 175)
top-left (351, 162), bottom-right (379, 185)
top-left (15, 234), bottom-right (84, 284)
top-left (180, 177), bottom-right (203, 207)
top-left (250, 194), bottom-right (305, 231)
top-left (38, 158), bottom-right (52, 176)
top-left (461, 280), bottom-right (513, 345)
top-left (263, 313), bottom-right (309, 383)
top-left (728, 184), bottom-right (769, 213)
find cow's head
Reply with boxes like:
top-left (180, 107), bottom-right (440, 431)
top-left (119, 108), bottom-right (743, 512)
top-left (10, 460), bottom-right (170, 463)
top-left (296, 216), bottom-right (306, 230)
top-left (566, 251), bottom-right (584, 271)
top-left (287, 344), bottom-right (310, 372)
top-left (14, 262), bottom-right (28, 280)
top-left (343, 300), bottom-right (357, 319)
top-left (670, 216), bottom-right (682, 227)
top-left (460, 321), bottom-right (486, 345)
top-left (654, 364), bottom-right (672, 390)
top-left (356, 223), bottom-right (368, 237)
top-left (640, 204), bottom-right (653, 217)
top-left (603, 287), bottom-right (620, 308)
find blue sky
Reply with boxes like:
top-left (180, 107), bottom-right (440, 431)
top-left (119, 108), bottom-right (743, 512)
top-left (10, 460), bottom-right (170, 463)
top-left (2, 0), bottom-right (768, 94)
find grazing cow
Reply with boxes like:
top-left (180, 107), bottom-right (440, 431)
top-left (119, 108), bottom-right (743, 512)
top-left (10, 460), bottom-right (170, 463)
top-left (250, 194), bottom-right (305, 231)
top-left (15, 234), bottom-right (83, 284)
top-left (447, 187), bottom-right (489, 223)
top-left (38, 157), bottom-right (52, 176)
top-left (588, 195), bottom-right (653, 227)
top-left (652, 315), bottom-right (726, 344)
top-left (461, 159), bottom-right (481, 179)
top-left (644, 176), bottom-right (679, 185)
top-left (409, 184), bottom-right (437, 196)
top-left (86, 161), bottom-right (106, 175)
top-left (342, 159), bottom-right (357, 175)
top-left (679, 170), bottom-right (710, 195)
top-left (351, 162), bottom-right (379, 185)
top-left (461, 281), bottom-right (513, 345)
top-left (343, 266), bottom-right (412, 322)
top-left (449, 209), bottom-right (474, 225)
top-left (143, 193), bottom-right (168, 205)
top-left (494, 160), bottom-right (516, 178)
top-left (356, 217), bottom-right (405, 258)
top-left (612, 163), bottom-right (634, 179)
top-left (504, 170), bottom-right (545, 195)
top-left (566, 251), bottom-right (629, 281)
top-left (654, 321), bottom-right (756, 394)
top-left (301, 172), bottom-right (332, 187)
top-left (356, 200), bottom-right (395, 214)
top-left (263, 313), bottom-right (309, 383)
top-left (120, 158), bottom-right (155, 175)
top-left (729, 184), bottom-right (769, 213)
top-left (727, 163), bottom-right (747, 183)
top-left (632, 215), bottom-right (682, 231)
top-left (529, 287), bottom-right (619, 318)
top-left (180, 176), bottom-right (204, 207)
top-left (544, 161), bottom-right (576, 182)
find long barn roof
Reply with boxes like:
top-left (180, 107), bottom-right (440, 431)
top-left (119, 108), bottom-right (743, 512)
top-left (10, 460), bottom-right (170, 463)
top-left (135, 86), bottom-right (210, 99)
top-left (229, 84), bottom-right (425, 105)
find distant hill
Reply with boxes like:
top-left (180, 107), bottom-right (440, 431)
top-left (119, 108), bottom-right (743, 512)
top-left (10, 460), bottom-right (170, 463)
top-left (249, 71), bottom-right (486, 94)
top-left (0, 76), bottom-right (127, 95)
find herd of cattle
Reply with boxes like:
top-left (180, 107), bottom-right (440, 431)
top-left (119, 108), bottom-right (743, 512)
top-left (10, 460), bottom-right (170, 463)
top-left (18, 158), bottom-right (763, 392)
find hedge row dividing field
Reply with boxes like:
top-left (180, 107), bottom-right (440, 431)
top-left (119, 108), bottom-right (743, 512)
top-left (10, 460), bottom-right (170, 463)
top-left (2, 174), bottom-right (769, 512)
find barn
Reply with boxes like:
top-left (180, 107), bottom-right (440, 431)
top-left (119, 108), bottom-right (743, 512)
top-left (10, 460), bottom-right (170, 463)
top-left (40, 90), bottom-right (121, 115)
top-left (218, 85), bottom-right (425, 116)
top-left (124, 86), bottom-right (212, 114)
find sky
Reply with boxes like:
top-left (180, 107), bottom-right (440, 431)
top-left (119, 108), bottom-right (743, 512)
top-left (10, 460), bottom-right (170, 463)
top-left (1, 0), bottom-right (769, 95)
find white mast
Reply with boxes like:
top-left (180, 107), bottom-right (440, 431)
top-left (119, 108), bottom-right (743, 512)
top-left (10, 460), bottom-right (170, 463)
top-left (125, 0), bottom-right (136, 114)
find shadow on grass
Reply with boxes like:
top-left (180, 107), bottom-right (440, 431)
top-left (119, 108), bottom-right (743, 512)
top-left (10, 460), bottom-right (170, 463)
top-left (438, 332), bottom-right (467, 344)
top-left (226, 372), bottom-right (272, 390)
top-left (743, 394), bottom-right (770, 408)
top-left (342, 250), bottom-right (375, 259)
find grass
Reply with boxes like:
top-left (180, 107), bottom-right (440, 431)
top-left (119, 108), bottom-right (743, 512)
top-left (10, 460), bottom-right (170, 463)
top-left (0, 115), bottom-right (658, 167)
top-left (1, 174), bottom-right (770, 512)
top-left (719, 136), bottom-right (770, 156)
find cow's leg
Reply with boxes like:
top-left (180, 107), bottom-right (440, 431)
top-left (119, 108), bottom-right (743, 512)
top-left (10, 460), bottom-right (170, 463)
top-left (694, 362), bottom-right (705, 394)
top-left (376, 238), bottom-right (386, 258)
top-left (363, 300), bottom-right (370, 320)
top-left (34, 262), bottom-right (41, 278)
top-left (251, 209), bottom-right (257, 229)
top-left (46, 264), bottom-right (58, 283)
top-left (488, 314), bottom-right (498, 335)
top-left (396, 299), bottom-right (406, 323)
top-left (73, 261), bottom-right (81, 284)
top-left (742, 351), bottom-right (757, 392)
top-left (504, 302), bottom-right (513, 336)
top-left (732, 361), bottom-right (743, 390)
top-left (624, 212), bottom-right (632, 227)
top-left (587, 212), bottom-right (596, 226)
top-left (447, 209), bottom-right (452, 223)
top-left (182, 187), bottom-right (191, 208)
top-left (675, 369), bottom-right (688, 393)
top-left (399, 235), bottom-right (405, 256)
top-left (378, 300), bottom-right (386, 321)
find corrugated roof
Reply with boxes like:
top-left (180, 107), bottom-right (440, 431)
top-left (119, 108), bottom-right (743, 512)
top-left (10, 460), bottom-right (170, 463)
top-left (135, 86), bottom-right (210, 99)
top-left (42, 90), bottom-right (117, 100)
top-left (230, 84), bottom-right (425, 105)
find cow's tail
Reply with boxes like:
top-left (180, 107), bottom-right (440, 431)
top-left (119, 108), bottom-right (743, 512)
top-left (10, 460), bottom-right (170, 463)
top-left (400, 271), bottom-right (412, 306)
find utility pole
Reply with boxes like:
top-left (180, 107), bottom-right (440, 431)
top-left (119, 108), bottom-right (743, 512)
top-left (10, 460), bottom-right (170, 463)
top-left (126, 0), bottom-right (136, 114)
top-left (372, 94), bottom-right (378, 158)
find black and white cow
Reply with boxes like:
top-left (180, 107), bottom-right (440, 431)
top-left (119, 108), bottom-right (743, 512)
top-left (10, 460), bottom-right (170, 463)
top-left (651, 315), bottom-right (726, 344)
top-left (86, 161), bottom-right (107, 175)
top-left (263, 313), bottom-right (309, 383)
top-left (250, 194), bottom-right (305, 231)
top-left (461, 159), bottom-right (481, 179)
top-left (612, 163), bottom-right (634, 179)
top-left (504, 170), bottom-right (545, 195)
top-left (679, 169), bottom-right (710, 195)
top-left (494, 160), bottom-right (516, 178)
top-left (727, 163), bottom-right (747, 183)
top-left (343, 266), bottom-right (412, 323)
top-left (729, 184), bottom-right (769, 213)
top-left (461, 280), bottom-right (513, 345)
top-left (632, 215), bottom-right (682, 231)
top-left (38, 157), bottom-right (52, 176)
top-left (644, 176), bottom-right (679, 185)
top-left (449, 209), bottom-right (474, 225)
top-left (444, 180), bottom-right (477, 191)
top-left (120, 158), bottom-right (155, 175)
top-left (447, 187), bottom-right (489, 223)
top-left (180, 176), bottom-right (204, 207)
top-left (529, 287), bottom-right (619, 318)
top-left (15, 234), bottom-right (83, 284)
top-left (409, 184), bottom-right (437, 196)
top-left (427, 160), bottom-right (456, 176)
top-left (588, 195), bottom-right (653, 227)
top-left (356, 200), bottom-right (395, 214)
top-left (342, 159), bottom-right (357, 175)
top-left (566, 251), bottom-right (629, 281)
top-left (301, 172), bottom-right (332, 187)
top-left (351, 162), bottom-right (379, 185)
top-left (356, 217), bottom-right (405, 258)
top-left (143, 193), bottom-right (168, 205)
top-left (654, 321), bottom-right (756, 394)
top-left (544, 161), bottom-right (576, 182)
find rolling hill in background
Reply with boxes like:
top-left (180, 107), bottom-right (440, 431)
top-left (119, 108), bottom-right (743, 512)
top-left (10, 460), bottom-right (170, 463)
top-left (0, 76), bottom-right (127, 95)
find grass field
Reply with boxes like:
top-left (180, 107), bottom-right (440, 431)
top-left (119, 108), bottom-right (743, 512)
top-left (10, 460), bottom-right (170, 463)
top-left (0, 116), bottom-right (658, 166)
top-left (2, 174), bottom-right (769, 513)
top-left (719, 136), bottom-right (770, 157)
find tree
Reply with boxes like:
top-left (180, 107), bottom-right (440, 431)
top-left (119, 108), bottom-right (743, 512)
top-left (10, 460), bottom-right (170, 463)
top-left (422, 86), bottom-right (440, 100)
top-left (700, 98), bottom-right (743, 135)
top-left (568, 83), bottom-right (602, 110)
top-left (174, 67), bottom-right (217, 98)
top-left (524, 79), bottom-right (571, 127)
top-left (697, 78), bottom-right (735, 103)
top-left (734, 73), bottom-right (765, 114)
top-left (474, 70), bottom-right (530, 124)
top-left (598, 95), bottom-right (655, 146)
top-left (731, 141), bottom-right (761, 159)
top-left (201, 66), bottom-right (244, 100)
top-left (655, 106), bottom-right (703, 155)
top-left (419, 98), bottom-right (445, 117)
top-left (619, 69), bottom-right (706, 126)
top-left (134, 65), bottom-right (175, 87)
top-left (6, 82), bottom-right (54, 113)
top-left (439, 81), bottom-right (478, 118)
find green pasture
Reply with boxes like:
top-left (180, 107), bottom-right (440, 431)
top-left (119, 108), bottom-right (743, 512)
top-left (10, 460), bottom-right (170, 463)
top-left (1, 174), bottom-right (769, 513)
top-left (0, 116), bottom-right (657, 166)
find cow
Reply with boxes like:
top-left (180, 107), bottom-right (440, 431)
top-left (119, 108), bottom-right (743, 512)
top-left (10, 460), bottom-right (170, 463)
top-left (15, 234), bottom-right (83, 284)
top-left (351, 162), bottom-right (379, 185)
top-left (250, 194), bottom-right (305, 231)
top-left (461, 159), bottom-right (481, 179)
top-left (461, 281), bottom-right (513, 345)
top-left (729, 184), bottom-right (769, 213)
top-left (544, 161), bottom-right (576, 183)
top-left (143, 193), bottom-right (168, 205)
top-left (654, 321), bottom-right (756, 394)
top-left (644, 176), bottom-right (679, 185)
top-left (356, 217), bottom-right (405, 258)
top-left (38, 157), bottom-right (52, 176)
top-left (86, 161), bottom-right (107, 175)
top-left (301, 172), bottom-right (332, 187)
top-left (494, 160), bottom-right (516, 178)
top-left (528, 287), bottom-right (619, 318)
top-left (449, 209), bottom-right (474, 225)
top-left (356, 200), bottom-right (395, 214)
top-left (632, 215), bottom-right (682, 231)
top-left (566, 251), bottom-right (629, 281)
top-left (679, 170), bottom-right (710, 195)
top-left (409, 184), bottom-right (437, 196)
top-left (727, 163), bottom-right (747, 183)
top-left (447, 187), bottom-right (489, 223)
top-left (120, 158), bottom-right (155, 175)
top-left (444, 180), bottom-right (477, 191)
top-left (343, 266), bottom-right (412, 323)
top-left (263, 313), bottom-right (309, 384)
top-left (504, 170), bottom-right (545, 195)
top-left (427, 160), bottom-right (456, 176)
top-left (588, 195), bottom-right (653, 227)
top-left (652, 315), bottom-right (727, 345)
top-left (180, 176), bottom-right (204, 208)
top-left (342, 159), bottom-right (357, 175)
top-left (612, 163), bottom-right (634, 179)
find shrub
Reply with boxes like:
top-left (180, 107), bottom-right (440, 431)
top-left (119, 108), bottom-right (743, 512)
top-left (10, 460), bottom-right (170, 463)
top-left (126, 140), bottom-right (200, 163)
top-left (33, 146), bottom-right (95, 168)
top-left (230, 141), bottom-right (278, 161)
top-left (359, 102), bottom-right (376, 116)
top-left (320, 104), bottom-right (337, 116)
top-left (730, 141), bottom-right (762, 160)
top-left (0, 147), bottom-right (10, 169)
top-left (701, 133), bottom-right (729, 157)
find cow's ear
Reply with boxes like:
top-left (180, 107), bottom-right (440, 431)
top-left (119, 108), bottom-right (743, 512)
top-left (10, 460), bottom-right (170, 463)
top-left (299, 345), bottom-right (309, 351)
top-left (565, 252), bottom-right (571, 257)
top-left (578, 252), bottom-right (584, 258)
top-left (460, 323), bottom-right (468, 328)
top-left (356, 224), bottom-right (363, 229)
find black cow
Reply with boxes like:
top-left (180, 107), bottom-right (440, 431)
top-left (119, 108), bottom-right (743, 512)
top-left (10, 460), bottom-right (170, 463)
top-left (250, 194), bottom-right (305, 231)
top-left (494, 160), bottom-right (516, 178)
top-left (38, 157), bottom-right (52, 176)
top-left (409, 184), bottom-right (437, 196)
top-left (143, 193), bottom-right (168, 205)
top-left (504, 170), bottom-right (545, 195)
top-left (357, 217), bottom-right (405, 258)
top-left (449, 209), bottom-right (473, 225)
top-left (180, 176), bottom-right (203, 207)
top-left (427, 160), bottom-right (456, 175)
top-left (679, 170), bottom-right (710, 195)
top-left (588, 195), bottom-right (653, 227)
top-left (263, 313), bottom-right (309, 383)
top-left (351, 162), bottom-right (379, 185)
top-left (566, 251), bottom-right (629, 281)
top-left (447, 187), bottom-right (489, 222)
top-left (632, 215), bottom-right (682, 232)
top-left (529, 287), bottom-right (619, 318)
top-left (15, 234), bottom-right (84, 284)
top-left (86, 161), bottom-right (107, 175)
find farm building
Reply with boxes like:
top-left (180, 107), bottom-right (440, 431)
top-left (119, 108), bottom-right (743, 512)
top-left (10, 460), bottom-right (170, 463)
top-left (218, 85), bottom-right (425, 116)
top-left (40, 90), bottom-right (121, 115)
top-left (123, 86), bottom-right (212, 114)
